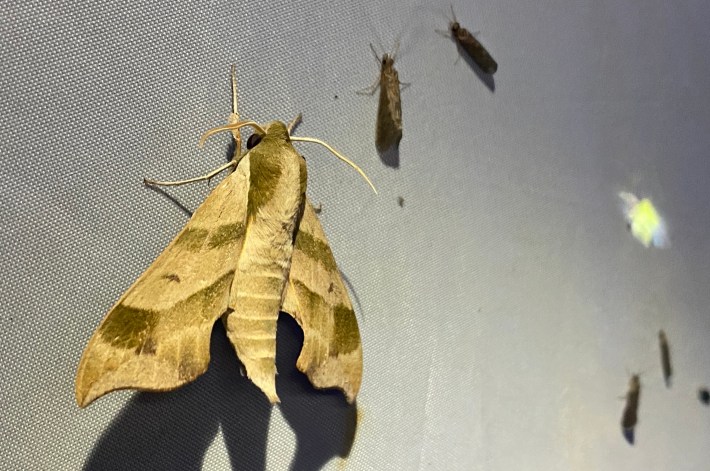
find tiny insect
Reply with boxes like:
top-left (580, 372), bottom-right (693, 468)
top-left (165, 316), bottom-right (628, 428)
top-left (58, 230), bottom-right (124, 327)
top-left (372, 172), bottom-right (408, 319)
top-left (658, 330), bottom-right (672, 387)
top-left (621, 375), bottom-right (641, 445)
top-left (699, 388), bottom-right (710, 405)
top-left (314, 203), bottom-right (323, 214)
top-left (397, 196), bottom-right (404, 207)
top-left (358, 43), bottom-right (404, 153)
top-left (442, 6), bottom-right (498, 74)
top-left (619, 191), bottom-right (668, 248)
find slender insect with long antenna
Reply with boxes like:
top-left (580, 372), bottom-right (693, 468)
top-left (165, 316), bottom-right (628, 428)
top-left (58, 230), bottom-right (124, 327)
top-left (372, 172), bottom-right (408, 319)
top-left (658, 330), bottom-right (673, 387)
top-left (439, 6), bottom-right (498, 75)
top-left (358, 43), bottom-right (405, 153)
top-left (620, 374), bottom-right (641, 445)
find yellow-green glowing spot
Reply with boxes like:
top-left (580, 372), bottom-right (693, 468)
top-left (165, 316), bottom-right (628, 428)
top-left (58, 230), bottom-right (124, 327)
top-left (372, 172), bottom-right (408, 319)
top-left (620, 191), bottom-right (668, 248)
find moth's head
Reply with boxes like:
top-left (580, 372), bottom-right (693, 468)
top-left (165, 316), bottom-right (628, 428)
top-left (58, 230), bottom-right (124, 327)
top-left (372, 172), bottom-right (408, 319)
top-left (246, 121), bottom-right (290, 149)
top-left (630, 375), bottom-right (641, 390)
top-left (382, 54), bottom-right (395, 67)
top-left (450, 21), bottom-right (460, 34)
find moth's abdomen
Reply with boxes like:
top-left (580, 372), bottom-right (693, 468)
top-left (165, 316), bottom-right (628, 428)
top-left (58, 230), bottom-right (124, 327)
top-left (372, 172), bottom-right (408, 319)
top-left (223, 124), bottom-right (307, 402)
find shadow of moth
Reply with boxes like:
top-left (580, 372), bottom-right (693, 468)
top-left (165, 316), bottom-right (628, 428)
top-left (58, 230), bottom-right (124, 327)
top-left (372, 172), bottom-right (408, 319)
top-left (75, 68), bottom-right (375, 406)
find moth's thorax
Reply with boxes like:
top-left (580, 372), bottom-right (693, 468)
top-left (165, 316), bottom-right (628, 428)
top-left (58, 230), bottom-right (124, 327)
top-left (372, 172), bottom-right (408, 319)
top-left (629, 375), bottom-right (640, 392)
top-left (379, 56), bottom-right (399, 84)
top-left (246, 120), bottom-right (306, 220)
top-left (262, 121), bottom-right (291, 141)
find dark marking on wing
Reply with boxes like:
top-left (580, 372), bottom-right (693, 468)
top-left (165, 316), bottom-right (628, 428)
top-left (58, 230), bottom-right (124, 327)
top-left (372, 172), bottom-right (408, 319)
top-left (100, 305), bottom-right (158, 350)
top-left (174, 228), bottom-right (209, 252)
top-left (208, 223), bottom-right (245, 249)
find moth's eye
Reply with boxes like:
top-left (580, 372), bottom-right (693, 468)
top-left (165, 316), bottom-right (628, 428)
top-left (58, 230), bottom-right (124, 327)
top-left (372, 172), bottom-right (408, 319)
top-left (246, 133), bottom-right (263, 149)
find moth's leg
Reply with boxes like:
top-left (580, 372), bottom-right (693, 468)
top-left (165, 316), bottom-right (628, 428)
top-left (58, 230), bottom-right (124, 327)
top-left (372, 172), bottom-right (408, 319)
top-left (435, 28), bottom-right (451, 38)
top-left (143, 159), bottom-right (237, 187)
top-left (357, 76), bottom-right (380, 96)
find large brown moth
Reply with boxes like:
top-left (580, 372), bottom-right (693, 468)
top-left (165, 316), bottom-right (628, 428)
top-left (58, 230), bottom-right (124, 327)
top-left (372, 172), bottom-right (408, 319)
top-left (358, 44), bottom-right (404, 153)
top-left (441, 6), bottom-right (498, 75)
top-left (75, 68), bottom-right (375, 406)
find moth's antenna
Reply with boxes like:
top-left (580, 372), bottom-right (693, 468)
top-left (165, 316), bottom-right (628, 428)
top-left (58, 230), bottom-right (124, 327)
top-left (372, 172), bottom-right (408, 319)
top-left (369, 43), bottom-right (380, 63)
top-left (287, 113), bottom-right (302, 134)
top-left (291, 136), bottom-right (377, 194)
top-left (231, 65), bottom-right (239, 118)
top-left (144, 159), bottom-right (237, 187)
top-left (228, 64), bottom-right (243, 159)
top-left (199, 121), bottom-right (266, 147)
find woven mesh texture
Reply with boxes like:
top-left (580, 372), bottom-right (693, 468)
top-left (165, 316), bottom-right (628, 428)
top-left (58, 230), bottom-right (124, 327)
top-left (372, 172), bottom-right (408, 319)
top-left (2, 1), bottom-right (710, 469)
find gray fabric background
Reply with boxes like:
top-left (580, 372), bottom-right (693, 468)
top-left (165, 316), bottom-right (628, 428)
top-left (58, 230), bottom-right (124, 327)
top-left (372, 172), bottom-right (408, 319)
top-left (2, 0), bottom-right (710, 469)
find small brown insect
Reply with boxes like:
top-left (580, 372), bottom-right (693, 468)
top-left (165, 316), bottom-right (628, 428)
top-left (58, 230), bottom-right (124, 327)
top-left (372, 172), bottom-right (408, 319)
top-left (397, 196), bottom-right (404, 207)
top-left (314, 203), bottom-right (323, 214)
top-left (358, 44), bottom-right (403, 153)
top-left (445, 6), bottom-right (498, 75)
top-left (162, 273), bottom-right (181, 283)
top-left (658, 330), bottom-right (672, 387)
top-left (621, 375), bottom-right (641, 445)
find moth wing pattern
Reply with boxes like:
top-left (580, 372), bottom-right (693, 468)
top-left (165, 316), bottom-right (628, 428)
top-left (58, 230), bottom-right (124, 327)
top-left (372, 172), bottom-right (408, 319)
top-left (455, 28), bottom-right (498, 74)
top-left (375, 62), bottom-right (403, 152)
top-left (75, 161), bottom-right (250, 407)
top-left (281, 198), bottom-right (363, 403)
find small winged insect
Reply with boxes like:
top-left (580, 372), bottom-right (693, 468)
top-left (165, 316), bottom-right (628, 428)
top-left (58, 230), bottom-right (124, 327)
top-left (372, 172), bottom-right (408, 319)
top-left (358, 43), bottom-right (404, 153)
top-left (699, 388), bottom-right (710, 406)
top-left (620, 375), bottom-right (641, 445)
top-left (658, 330), bottom-right (672, 387)
top-left (441, 6), bottom-right (498, 74)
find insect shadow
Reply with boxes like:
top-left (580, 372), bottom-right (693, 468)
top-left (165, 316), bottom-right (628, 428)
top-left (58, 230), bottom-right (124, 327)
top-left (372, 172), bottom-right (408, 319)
top-left (378, 145), bottom-right (400, 169)
top-left (453, 41), bottom-right (495, 92)
top-left (143, 184), bottom-right (194, 218)
top-left (82, 316), bottom-right (357, 470)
